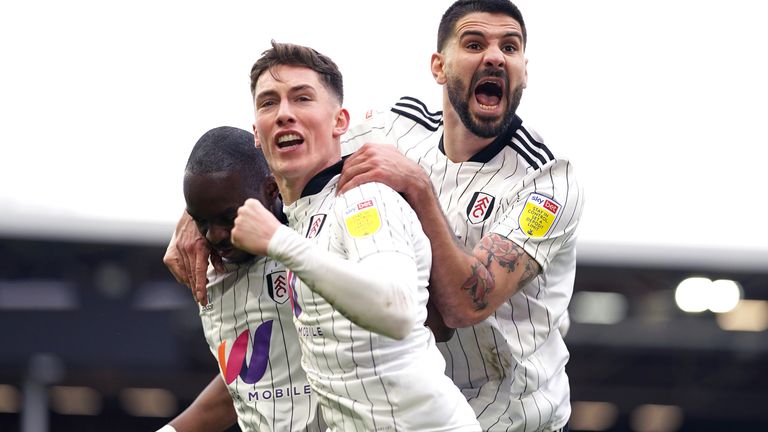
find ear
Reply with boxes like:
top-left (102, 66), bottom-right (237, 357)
top-left (431, 53), bottom-right (447, 85)
top-left (262, 175), bottom-right (285, 221)
top-left (262, 174), bottom-right (280, 203)
top-left (253, 123), bottom-right (262, 148)
top-left (332, 107), bottom-right (350, 138)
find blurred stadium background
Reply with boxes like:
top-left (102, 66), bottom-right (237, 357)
top-left (0, 223), bottom-right (766, 432)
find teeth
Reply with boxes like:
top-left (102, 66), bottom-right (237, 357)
top-left (479, 103), bottom-right (498, 110)
top-left (278, 133), bottom-right (301, 143)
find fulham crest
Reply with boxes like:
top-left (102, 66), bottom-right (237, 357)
top-left (306, 214), bottom-right (326, 239)
top-left (466, 192), bottom-right (495, 224)
top-left (266, 270), bottom-right (289, 304)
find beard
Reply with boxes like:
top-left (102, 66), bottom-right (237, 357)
top-left (446, 69), bottom-right (524, 139)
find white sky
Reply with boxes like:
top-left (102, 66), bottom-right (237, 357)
top-left (1, 0), bottom-right (767, 263)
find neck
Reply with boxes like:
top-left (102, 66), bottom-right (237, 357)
top-left (442, 100), bottom-right (495, 163)
top-left (274, 157), bottom-right (343, 206)
top-left (274, 177), bottom-right (301, 206)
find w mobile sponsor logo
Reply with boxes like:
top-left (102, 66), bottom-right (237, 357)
top-left (217, 321), bottom-right (272, 384)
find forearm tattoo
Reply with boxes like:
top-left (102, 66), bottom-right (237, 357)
top-left (461, 234), bottom-right (540, 310)
top-left (479, 233), bottom-right (526, 272)
top-left (461, 262), bottom-right (492, 311)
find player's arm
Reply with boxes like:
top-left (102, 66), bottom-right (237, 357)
top-left (158, 375), bottom-right (237, 432)
top-left (337, 144), bottom-right (540, 328)
top-left (163, 210), bottom-right (222, 306)
top-left (400, 179), bottom-right (539, 328)
top-left (231, 195), bottom-right (418, 340)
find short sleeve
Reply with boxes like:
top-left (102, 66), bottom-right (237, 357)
top-left (490, 159), bottom-right (584, 271)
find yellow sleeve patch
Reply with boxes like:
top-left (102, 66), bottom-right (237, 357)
top-left (344, 199), bottom-right (381, 238)
top-left (519, 193), bottom-right (561, 237)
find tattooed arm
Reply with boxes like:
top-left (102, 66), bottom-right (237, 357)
top-left (338, 143), bottom-right (541, 328)
top-left (408, 183), bottom-right (539, 328)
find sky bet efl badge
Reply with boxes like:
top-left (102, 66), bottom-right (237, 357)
top-left (344, 198), bottom-right (381, 238)
top-left (519, 193), bottom-right (561, 237)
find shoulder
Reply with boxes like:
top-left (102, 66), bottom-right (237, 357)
top-left (389, 96), bottom-right (443, 131)
top-left (349, 95), bottom-right (442, 132)
top-left (337, 181), bottom-right (405, 206)
top-left (505, 118), bottom-right (559, 171)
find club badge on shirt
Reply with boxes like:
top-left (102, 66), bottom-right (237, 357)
top-left (344, 198), bottom-right (381, 238)
top-left (266, 270), bottom-right (289, 304)
top-left (306, 214), bottom-right (327, 239)
top-left (466, 191), bottom-right (496, 224)
top-left (519, 192), bottom-right (561, 237)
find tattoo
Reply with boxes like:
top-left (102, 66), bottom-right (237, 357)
top-left (478, 233), bottom-right (527, 273)
top-left (461, 262), bottom-right (492, 311)
top-left (519, 257), bottom-right (539, 287)
top-left (461, 234), bottom-right (541, 312)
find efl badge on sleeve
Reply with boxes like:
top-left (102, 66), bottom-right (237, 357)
top-left (306, 214), bottom-right (326, 239)
top-left (519, 193), bottom-right (561, 237)
top-left (266, 270), bottom-right (289, 304)
top-left (344, 199), bottom-right (381, 238)
top-left (466, 192), bottom-right (496, 224)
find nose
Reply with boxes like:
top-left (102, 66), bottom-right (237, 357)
top-left (205, 224), bottom-right (230, 247)
top-left (483, 45), bottom-right (505, 69)
top-left (276, 101), bottom-right (296, 127)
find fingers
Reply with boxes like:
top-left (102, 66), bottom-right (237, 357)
top-left (162, 242), bottom-right (188, 286)
top-left (338, 171), bottom-right (374, 195)
top-left (338, 162), bottom-right (369, 194)
top-left (211, 253), bottom-right (225, 274)
top-left (193, 242), bottom-right (209, 306)
top-left (231, 199), bottom-right (277, 256)
top-left (338, 147), bottom-right (379, 194)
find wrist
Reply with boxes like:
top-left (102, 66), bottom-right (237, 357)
top-left (266, 224), bottom-right (295, 260)
top-left (405, 175), bottom-right (437, 216)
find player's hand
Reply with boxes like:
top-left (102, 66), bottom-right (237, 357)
top-left (425, 297), bottom-right (456, 342)
top-left (231, 198), bottom-right (282, 256)
top-left (337, 143), bottom-right (431, 200)
top-left (163, 211), bottom-right (222, 305)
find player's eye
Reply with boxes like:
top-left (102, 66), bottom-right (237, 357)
top-left (502, 44), bottom-right (518, 54)
top-left (466, 42), bottom-right (483, 51)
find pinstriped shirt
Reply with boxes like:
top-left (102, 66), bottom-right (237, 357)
top-left (283, 161), bottom-right (481, 432)
top-left (200, 258), bottom-right (324, 432)
top-left (342, 96), bottom-right (585, 432)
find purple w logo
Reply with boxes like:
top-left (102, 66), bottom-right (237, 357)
top-left (217, 320), bottom-right (273, 384)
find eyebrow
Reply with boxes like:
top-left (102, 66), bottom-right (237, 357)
top-left (459, 29), bottom-right (523, 41)
top-left (256, 83), bottom-right (316, 101)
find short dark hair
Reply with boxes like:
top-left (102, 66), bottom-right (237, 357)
top-left (249, 40), bottom-right (344, 104)
top-left (437, 0), bottom-right (527, 52)
top-left (185, 126), bottom-right (271, 190)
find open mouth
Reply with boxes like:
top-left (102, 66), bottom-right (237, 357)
top-left (474, 80), bottom-right (503, 110)
top-left (277, 133), bottom-right (304, 149)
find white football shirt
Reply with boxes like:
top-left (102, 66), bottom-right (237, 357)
top-left (200, 257), bottom-right (324, 432)
top-left (283, 161), bottom-right (481, 432)
top-left (341, 96), bottom-right (585, 432)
